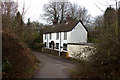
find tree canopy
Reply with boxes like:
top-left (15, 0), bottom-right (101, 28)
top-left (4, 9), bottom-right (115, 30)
top-left (43, 2), bottom-right (91, 26)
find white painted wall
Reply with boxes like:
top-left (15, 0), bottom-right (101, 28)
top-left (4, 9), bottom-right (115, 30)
top-left (43, 32), bottom-right (69, 51)
top-left (69, 22), bottom-right (87, 43)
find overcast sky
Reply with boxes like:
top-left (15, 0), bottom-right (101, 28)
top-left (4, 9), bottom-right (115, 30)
top-left (17, 0), bottom-right (120, 24)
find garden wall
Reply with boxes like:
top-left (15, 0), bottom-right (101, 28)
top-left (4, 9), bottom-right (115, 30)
top-left (67, 43), bottom-right (94, 60)
top-left (42, 48), bottom-right (67, 57)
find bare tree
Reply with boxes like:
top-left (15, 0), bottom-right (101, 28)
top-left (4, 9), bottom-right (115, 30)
top-left (59, 2), bottom-right (69, 23)
top-left (68, 3), bottom-right (92, 26)
top-left (1, 1), bottom-right (18, 30)
top-left (43, 2), bottom-right (69, 23)
top-left (94, 15), bottom-right (104, 27)
top-left (43, 2), bottom-right (91, 25)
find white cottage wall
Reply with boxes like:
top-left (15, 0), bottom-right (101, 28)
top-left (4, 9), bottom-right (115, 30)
top-left (43, 32), bottom-right (71, 52)
top-left (70, 22), bottom-right (87, 43)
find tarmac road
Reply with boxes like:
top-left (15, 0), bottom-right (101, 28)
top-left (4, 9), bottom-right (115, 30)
top-left (32, 51), bottom-right (76, 78)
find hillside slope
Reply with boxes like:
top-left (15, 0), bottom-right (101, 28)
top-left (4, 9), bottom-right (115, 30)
top-left (2, 31), bottom-right (40, 78)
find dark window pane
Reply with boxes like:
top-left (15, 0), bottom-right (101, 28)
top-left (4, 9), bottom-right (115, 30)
top-left (44, 42), bottom-right (46, 47)
top-left (63, 44), bottom-right (67, 51)
top-left (49, 43), bottom-right (52, 48)
top-left (56, 43), bottom-right (59, 49)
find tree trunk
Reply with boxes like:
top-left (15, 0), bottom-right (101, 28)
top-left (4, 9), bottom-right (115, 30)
top-left (118, 8), bottom-right (120, 37)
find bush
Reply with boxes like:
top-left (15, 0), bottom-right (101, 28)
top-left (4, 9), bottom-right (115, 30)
top-left (2, 31), bottom-right (40, 78)
top-left (71, 25), bottom-right (120, 79)
top-left (29, 31), bottom-right (43, 51)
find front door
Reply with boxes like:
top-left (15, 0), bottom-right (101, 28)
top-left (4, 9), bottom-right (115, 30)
top-left (51, 41), bottom-right (54, 49)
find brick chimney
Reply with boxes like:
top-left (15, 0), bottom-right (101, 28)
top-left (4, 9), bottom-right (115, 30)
top-left (53, 19), bottom-right (57, 25)
top-left (66, 15), bottom-right (70, 24)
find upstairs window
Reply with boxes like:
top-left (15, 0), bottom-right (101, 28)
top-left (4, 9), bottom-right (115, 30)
top-left (56, 43), bottom-right (59, 49)
top-left (56, 33), bottom-right (59, 40)
top-left (49, 33), bottom-right (52, 40)
top-left (63, 44), bottom-right (67, 51)
top-left (64, 32), bottom-right (67, 40)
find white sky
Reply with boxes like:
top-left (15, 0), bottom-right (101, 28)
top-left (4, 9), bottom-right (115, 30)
top-left (17, 0), bottom-right (120, 24)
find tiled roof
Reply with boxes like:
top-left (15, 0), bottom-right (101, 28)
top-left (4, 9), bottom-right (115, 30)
top-left (43, 20), bottom-right (87, 34)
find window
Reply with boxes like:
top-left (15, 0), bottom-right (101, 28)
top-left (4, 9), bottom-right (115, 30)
top-left (56, 33), bottom-right (59, 40)
top-left (49, 42), bottom-right (52, 48)
top-left (49, 33), bottom-right (52, 39)
top-left (64, 32), bottom-right (67, 40)
top-left (63, 44), bottom-right (67, 51)
top-left (44, 42), bottom-right (46, 47)
top-left (45, 34), bottom-right (46, 39)
top-left (56, 43), bottom-right (59, 49)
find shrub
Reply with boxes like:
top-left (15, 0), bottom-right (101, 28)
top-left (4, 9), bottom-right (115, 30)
top-left (2, 31), bottom-right (40, 78)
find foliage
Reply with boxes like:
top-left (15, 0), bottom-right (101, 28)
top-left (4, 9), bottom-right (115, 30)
top-left (26, 22), bottom-right (44, 51)
top-left (104, 7), bottom-right (116, 28)
top-left (1, 1), bottom-right (18, 30)
top-left (89, 26), bottom-right (119, 78)
top-left (43, 2), bottom-right (91, 26)
top-left (71, 6), bottom-right (120, 79)
top-left (72, 26), bottom-right (120, 78)
top-left (29, 32), bottom-right (43, 51)
top-left (27, 18), bottom-right (31, 26)
top-left (1, 1), bottom-right (43, 48)
top-left (1, 1), bottom-right (41, 78)
top-left (2, 57), bottom-right (12, 71)
top-left (87, 15), bottom-right (104, 43)
top-left (2, 31), bottom-right (40, 78)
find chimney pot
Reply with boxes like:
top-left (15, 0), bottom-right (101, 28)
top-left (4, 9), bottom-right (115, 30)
top-left (53, 19), bottom-right (57, 25)
top-left (66, 15), bottom-right (70, 23)
top-left (67, 15), bottom-right (69, 18)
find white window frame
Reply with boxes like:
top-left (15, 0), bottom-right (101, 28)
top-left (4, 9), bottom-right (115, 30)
top-left (64, 32), bottom-right (67, 40)
top-left (56, 33), bottom-right (59, 40)
top-left (45, 34), bottom-right (46, 39)
top-left (49, 33), bottom-right (52, 40)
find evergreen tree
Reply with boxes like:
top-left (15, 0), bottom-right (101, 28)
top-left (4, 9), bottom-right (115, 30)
top-left (27, 18), bottom-right (31, 26)
top-left (14, 11), bottom-right (24, 35)
top-left (15, 11), bottom-right (24, 26)
top-left (104, 6), bottom-right (116, 28)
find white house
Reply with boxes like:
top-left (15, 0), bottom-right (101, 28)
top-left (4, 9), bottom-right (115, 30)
top-left (43, 19), bottom-right (88, 56)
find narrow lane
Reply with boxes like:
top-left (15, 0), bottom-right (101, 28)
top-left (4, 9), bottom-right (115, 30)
top-left (32, 51), bottom-right (75, 78)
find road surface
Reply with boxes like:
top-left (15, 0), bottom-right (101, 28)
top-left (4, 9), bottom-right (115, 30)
top-left (32, 51), bottom-right (76, 78)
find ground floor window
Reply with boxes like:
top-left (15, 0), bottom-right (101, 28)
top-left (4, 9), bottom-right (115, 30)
top-left (49, 42), bottom-right (52, 48)
top-left (44, 42), bottom-right (46, 47)
top-left (56, 43), bottom-right (59, 49)
top-left (63, 44), bottom-right (67, 51)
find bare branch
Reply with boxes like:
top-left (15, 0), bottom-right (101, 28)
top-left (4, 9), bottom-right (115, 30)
top-left (94, 3), bottom-right (104, 12)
